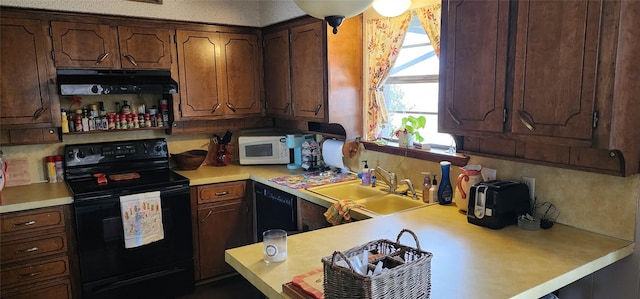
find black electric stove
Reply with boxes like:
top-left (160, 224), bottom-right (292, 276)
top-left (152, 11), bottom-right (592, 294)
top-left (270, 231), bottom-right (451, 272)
top-left (64, 138), bottom-right (194, 299)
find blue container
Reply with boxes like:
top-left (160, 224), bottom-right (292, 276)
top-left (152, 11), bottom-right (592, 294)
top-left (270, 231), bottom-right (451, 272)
top-left (438, 161), bottom-right (453, 205)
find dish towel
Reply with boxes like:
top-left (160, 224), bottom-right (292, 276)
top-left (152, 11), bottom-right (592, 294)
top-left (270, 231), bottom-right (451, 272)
top-left (324, 199), bottom-right (361, 226)
top-left (120, 191), bottom-right (164, 249)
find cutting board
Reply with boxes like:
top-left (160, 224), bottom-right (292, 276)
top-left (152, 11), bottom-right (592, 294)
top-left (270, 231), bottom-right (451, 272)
top-left (4, 158), bottom-right (31, 187)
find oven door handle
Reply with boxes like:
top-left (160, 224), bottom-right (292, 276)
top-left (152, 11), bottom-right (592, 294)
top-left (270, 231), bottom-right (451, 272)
top-left (91, 268), bottom-right (186, 294)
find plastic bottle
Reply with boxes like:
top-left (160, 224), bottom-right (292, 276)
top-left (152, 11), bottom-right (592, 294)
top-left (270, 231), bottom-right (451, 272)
top-left (429, 175), bottom-right (438, 204)
top-left (361, 160), bottom-right (371, 185)
top-left (438, 161), bottom-right (454, 205)
top-left (421, 172), bottom-right (431, 203)
top-left (54, 155), bottom-right (64, 183)
top-left (371, 175), bottom-right (377, 187)
top-left (45, 156), bottom-right (57, 183)
top-left (61, 109), bottom-right (69, 133)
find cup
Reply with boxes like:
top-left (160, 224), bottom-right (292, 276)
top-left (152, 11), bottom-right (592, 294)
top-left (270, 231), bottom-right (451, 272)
top-left (263, 229), bottom-right (287, 263)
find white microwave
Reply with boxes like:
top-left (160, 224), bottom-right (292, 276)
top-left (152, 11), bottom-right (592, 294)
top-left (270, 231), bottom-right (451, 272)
top-left (238, 136), bottom-right (290, 165)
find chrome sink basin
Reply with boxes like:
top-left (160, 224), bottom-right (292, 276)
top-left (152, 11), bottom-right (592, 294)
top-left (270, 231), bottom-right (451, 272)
top-left (306, 181), bottom-right (427, 215)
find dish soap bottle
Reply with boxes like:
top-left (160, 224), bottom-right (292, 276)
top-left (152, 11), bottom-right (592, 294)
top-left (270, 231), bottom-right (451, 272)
top-left (421, 172), bottom-right (431, 203)
top-left (361, 160), bottom-right (371, 185)
top-left (438, 161), bottom-right (453, 205)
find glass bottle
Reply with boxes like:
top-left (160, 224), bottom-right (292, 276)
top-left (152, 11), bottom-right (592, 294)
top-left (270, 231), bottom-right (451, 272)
top-left (121, 100), bottom-right (131, 115)
top-left (438, 161), bottom-right (453, 205)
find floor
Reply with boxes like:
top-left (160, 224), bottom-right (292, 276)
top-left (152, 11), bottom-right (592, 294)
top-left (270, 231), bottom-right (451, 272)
top-left (177, 274), bottom-right (265, 299)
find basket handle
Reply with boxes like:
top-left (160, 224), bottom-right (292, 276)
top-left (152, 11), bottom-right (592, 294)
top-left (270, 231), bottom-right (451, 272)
top-left (330, 251), bottom-right (357, 274)
top-left (396, 229), bottom-right (421, 251)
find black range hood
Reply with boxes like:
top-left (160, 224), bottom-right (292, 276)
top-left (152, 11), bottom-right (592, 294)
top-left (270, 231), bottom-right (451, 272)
top-left (57, 69), bottom-right (178, 95)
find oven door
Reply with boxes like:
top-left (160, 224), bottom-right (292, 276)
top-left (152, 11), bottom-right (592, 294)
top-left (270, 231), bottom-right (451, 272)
top-left (74, 184), bottom-right (194, 299)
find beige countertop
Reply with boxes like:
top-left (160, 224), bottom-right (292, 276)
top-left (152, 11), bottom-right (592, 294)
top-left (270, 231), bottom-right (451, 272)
top-left (226, 204), bottom-right (634, 299)
top-left (2, 163), bottom-right (634, 299)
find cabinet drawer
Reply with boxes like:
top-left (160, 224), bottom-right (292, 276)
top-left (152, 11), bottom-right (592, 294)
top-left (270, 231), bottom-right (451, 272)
top-left (197, 181), bottom-right (246, 204)
top-left (1, 256), bottom-right (69, 287)
top-left (1, 232), bottom-right (67, 264)
top-left (3, 278), bottom-right (72, 299)
top-left (0, 207), bottom-right (64, 235)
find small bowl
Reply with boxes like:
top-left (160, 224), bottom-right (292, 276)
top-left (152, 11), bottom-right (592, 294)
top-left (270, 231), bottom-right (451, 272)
top-left (171, 150), bottom-right (208, 170)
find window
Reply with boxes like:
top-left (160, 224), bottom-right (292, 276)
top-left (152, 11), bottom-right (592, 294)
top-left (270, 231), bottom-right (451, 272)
top-left (379, 15), bottom-right (454, 149)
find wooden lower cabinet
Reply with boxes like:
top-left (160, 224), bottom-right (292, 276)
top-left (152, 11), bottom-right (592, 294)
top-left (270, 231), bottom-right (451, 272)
top-left (191, 181), bottom-right (252, 281)
top-left (0, 206), bottom-right (76, 299)
top-left (298, 199), bottom-right (331, 231)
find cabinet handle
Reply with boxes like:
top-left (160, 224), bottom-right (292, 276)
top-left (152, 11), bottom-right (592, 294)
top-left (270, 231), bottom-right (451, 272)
top-left (16, 247), bottom-right (39, 254)
top-left (32, 108), bottom-right (44, 121)
top-left (19, 271), bottom-right (42, 279)
top-left (226, 103), bottom-right (237, 113)
top-left (518, 111), bottom-right (535, 132)
top-left (314, 104), bottom-right (322, 116)
top-left (200, 209), bottom-right (213, 223)
top-left (13, 220), bottom-right (36, 227)
top-left (447, 108), bottom-right (462, 125)
top-left (123, 54), bottom-right (138, 66)
top-left (215, 191), bottom-right (229, 196)
top-left (95, 53), bottom-right (110, 65)
top-left (283, 103), bottom-right (289, 114)
top-left (211, 103), bottom-right (221, 113)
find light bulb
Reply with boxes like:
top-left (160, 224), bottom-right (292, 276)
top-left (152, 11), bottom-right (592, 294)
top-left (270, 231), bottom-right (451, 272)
top-left (373, 0), bottom-right (412, 17)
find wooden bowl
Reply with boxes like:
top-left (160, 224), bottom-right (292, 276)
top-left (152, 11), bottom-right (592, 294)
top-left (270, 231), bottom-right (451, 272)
top-left (171, 150), bottom-right (208, 170)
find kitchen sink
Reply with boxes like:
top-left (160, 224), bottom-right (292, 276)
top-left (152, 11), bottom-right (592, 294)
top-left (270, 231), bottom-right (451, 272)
top-left (353, 194), bottom-right (426, 215)
top-left (306, 181), bottom-right (428, 215)
top-left (306, 180), bottom-right (387, 200)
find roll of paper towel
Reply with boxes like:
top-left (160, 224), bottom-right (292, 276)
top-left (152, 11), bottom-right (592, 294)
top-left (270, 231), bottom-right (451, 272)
top-left (322, 139), bottom-right (347, 171)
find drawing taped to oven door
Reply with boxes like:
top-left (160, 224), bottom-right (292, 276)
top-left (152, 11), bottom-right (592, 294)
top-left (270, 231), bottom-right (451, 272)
top-left (120, 191), bottom-right (165, 248)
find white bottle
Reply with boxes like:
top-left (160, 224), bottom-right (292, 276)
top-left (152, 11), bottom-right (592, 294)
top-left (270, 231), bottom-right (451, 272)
top-left (361, 160), bottom-right (371, 185)
top-left (429, 175), bottom-right (438, 204)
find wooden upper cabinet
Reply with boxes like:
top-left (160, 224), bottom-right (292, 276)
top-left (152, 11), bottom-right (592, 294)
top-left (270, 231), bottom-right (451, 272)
top-left (51, 21), bottom-right (172, 69)
top-left (117, 26), bottom-right (172, 69)
top-left (290, 21), bottom-right (325, 120)
top-left (176, 30), bottom-right (224, 118)
top-left (176, 30), bottom-right (262, 119)
top-left (220, 33), bottom-right (262, 115)
top-left (440, 0), bottom-right (509, 134)
top-left (264, 30), bottom-right (292, 117)
top-left (0, 18), bottom-right (56, 126)
top-left (51, 21), bottom-right (119, 69)
top-left (511, 0), bottom-right (601, 140)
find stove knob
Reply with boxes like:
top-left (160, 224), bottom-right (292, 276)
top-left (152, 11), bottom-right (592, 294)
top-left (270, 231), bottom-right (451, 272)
top-left (154, 145), bottom-right (163, 152)
top-left (78, 150), bottom-right (86, 159)
top-left (67, 151), bottom-right (76, 160)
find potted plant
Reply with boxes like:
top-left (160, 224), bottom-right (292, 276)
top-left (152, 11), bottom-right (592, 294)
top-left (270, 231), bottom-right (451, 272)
top-left (393, 115), bottom-right (426, 147)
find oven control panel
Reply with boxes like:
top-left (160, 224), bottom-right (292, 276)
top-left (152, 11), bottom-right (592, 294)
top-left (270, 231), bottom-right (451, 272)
top-left (64, 138), bottom-right (168, 167)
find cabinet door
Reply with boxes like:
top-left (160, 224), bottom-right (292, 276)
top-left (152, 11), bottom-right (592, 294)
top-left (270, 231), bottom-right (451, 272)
top-left (176, 30), bottom-right (224, 118)
top-left (511, 0), bottom-right (601, 140)
top-left (51, 21), bottom-right (119, 69)
top-left (290, 21), bottom-right (326, 120)
top-left (264, 30), bottom-right (292, 117)
top-left (197, 199), bottom-right (251, 279)
top-left (220, 33), bottom-right (262, 116)
top-left (117, 26), bottom-right (172, 69)
top-left (440, 0), bottom-right (509, 134)
top-left (0, 18), bottom-right (56, 126)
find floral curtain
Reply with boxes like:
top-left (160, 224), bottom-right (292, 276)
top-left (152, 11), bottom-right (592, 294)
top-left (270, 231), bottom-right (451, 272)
top-left (416, 3), bottom-right (442, 57)
top-left (365, 12), bottom-right (412, 140)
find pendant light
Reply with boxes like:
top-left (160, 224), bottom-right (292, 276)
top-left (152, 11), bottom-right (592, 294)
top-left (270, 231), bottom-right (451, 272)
top-left (293, 0), bottom-right (374, 34)
top-left (373, 0), bottom-right (412, 17)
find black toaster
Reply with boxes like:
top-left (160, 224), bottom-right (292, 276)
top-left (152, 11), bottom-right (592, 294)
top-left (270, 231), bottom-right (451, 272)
top-left (467, 180), bottom-right (531, 229)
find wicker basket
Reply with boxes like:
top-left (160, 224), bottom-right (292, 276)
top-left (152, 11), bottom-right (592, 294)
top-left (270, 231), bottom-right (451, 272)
top-left (322, 229), bottom-right (432, 299)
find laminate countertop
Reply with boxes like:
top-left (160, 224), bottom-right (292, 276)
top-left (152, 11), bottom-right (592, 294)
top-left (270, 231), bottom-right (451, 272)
top-left (1, 164), bottom-right (634, 299)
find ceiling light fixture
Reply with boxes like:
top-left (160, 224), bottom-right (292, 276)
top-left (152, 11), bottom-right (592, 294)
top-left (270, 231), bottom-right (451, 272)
top-left (373, 0), bottom-right (412, 17)
top-left (293, 0), bottom-right (374, 34)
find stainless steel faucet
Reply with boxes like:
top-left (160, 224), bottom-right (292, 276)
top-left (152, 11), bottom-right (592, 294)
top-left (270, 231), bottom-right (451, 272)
top-left (374, 166), bottom-right (397, 193)
top-left (400, 179), bottom-right (419, 200)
